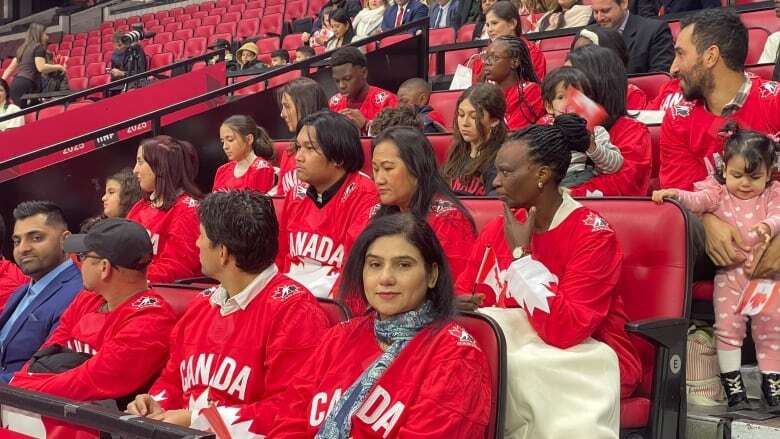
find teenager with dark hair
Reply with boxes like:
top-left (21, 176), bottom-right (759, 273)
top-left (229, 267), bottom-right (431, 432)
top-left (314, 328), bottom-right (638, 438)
top-left (127, 136), bottom-right (204, 283)
top-left (565, 45), bottom-right (652, 197)
top-left (277, 78), bottom-right (329, 196)
top-left (456, 115), bottom-right (640, 437)
top-left (482, 35), bottom-right (543, 130)
top-left (442, 83), bottom-right (507, 196)
top-left (312, 0), bottom-right (362, 33)
top-left (470, 1), bottom-right (546, 84)
top-left (369, 105), bottom-right (424, 135)
top-left (128, 191), bottom-right (328, 436)
top-left (0, 201), bottom-right (82, 382)
top-left (270, 49), bottom-right (290, 67)
top-left (212, 115), bottom-right (275, 193)
top-left (271, 213), bottom-right (491, 438)
top-left (326, 8), bottom-right (356, 50)
top-left (102, 168), bottom-right (142, 219)
top-left (294, 46), bottom-right (316, 62)
top-left (372, 126), bottom-right (476, 275)
top-left (328, 46), bottom-right (397, 134)
top-left (277, 111), bottom-right (379, 299)
top-left (0, 213), bottom-right (26, 312)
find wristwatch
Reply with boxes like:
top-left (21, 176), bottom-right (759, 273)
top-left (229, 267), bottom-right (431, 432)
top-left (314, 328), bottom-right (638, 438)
top-left (512, 246), bottom-right (529, 260)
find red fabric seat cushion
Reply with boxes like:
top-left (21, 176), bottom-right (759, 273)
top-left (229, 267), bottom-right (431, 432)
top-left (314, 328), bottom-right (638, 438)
top-left (620, 396), bottom-right (651, 429)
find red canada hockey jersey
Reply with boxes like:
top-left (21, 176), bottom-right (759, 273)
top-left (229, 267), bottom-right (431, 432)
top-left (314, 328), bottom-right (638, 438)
top-left (660, 77), bottom-right (780, 191)
top-left (126, 194), bottom-right (201, 283)
top-left (277, 172), bottom-right (379, 298)
top-left (627, 83), bottom-right (648, 110)
top-left (269, 315), bottom-right (492, 438)
top-left (0, 259), bottom-right (27, 312)
top-left (11, 289), bottom-right (176, 400)
top-left (647, 78), bottom-right (684, 111)
top-left (569, 116), bottom-right (652, 197)
top-left (328, 86), bottom-right (398, 134)
top-left (455, 206), bottom-right (641, 397)
top-left (212, 157), bottom-right (275, 194)
top-left (276, 149), bottom-right (299, 197)
top-left (503, 81), bottom-right (544, 131)
top-left (472, 37), bottom-right (547, 83)
top-left (149, 272), bottom-right (329, 436)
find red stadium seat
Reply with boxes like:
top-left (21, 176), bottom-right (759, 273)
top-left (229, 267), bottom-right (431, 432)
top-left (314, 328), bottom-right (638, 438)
top-left (741, 9), bottom-right (780, 33)
top-left (260, 13), bottom-right (283, 36)
top-left (142, 13), bottom-right (155, 22)
top-left (170, 7), bottom-right (185, 17)
top-left (647, 124), bottom-right (661, 192)
top-left (71, 46), bottom-right (85, 57)
top-left (155, 10), bottom-right (170, 20)
top-left (87, 74), bottom-right (111, 88)
top-left (228, 4), bottom-right (246, 14)
top-left (37, 105), bottom-right (67, 119)
top-left (84, 53), bottom-right (100, 64)
top-left (430, 27), bottom-right (456, 46)
top-left (144, 19), bottom-right (160, 29)
top-left (747, 27), bottom-right (770, 65)
top-left (178, 14), bottom-right (192, 22)
top-left (429, 90), bottom-right (461, 130)
top-left (61, 34), bottom-right (74, 42)
top-left (153, 32), bottom-right (174, 45)
top-left (267, 69), bottom-right (301, 89)
top-left (308, 0), bottom-right (329, 16)
top-left (160, 16), bottom-right (176, 26)
top-left (183, 18), bottom-right (202, 29)
top-left (203, 15), bottom-right (221, 26)
top-left (174, 29), bottom-right (194, 41)
top-left (457, 23), bottom-right (477, 42)
top-left (455, 311), bottom-right (506, 439)
top-left (237, 18), bottom-right (261, 40)
top-left (164, 40), bottom-right (185, 59)
top-left (538, 35), bottom-right (574, 51)
top-left (67, 55), bottom-right (85, 66)
top-left (282, 33), bottom-right (304, 50)
top-left (247, 0), bottom-right (264, 9)
top-left (746, 63), bottom-right (774, 80)
top-left (223, 12), bottom-right (241, 23)
top-left (87, 36), bottom-right (100, 46)
top-left (184, 4), bottom-right (200, 14)
top-left (127, 16), bottom-right (141, 25)
top-left (150, 284), bottom-right (203, 317)
top-left (426, 134), bottom-right (452, 165)
top-left (102, 50), bottom-right (114, 63)
top-left (317, 297), bottom-right (351, 326)
top-left (215, 22), bottom-right (237, 36)
top-left (184, 37), bottom-right (208, 57)
top-left (210, 7), bottom-right (227, 16)
top-left (628, 72), bottom-right (672, 102)
top-left (265, 4), bottom-right (283, 14)
top-left (192, 11), bottom-right (208, 20)
top-left (245, 8), bottom-right (264, 19)
top-left (66, 101), bottom-right (92, 112)
top-left (284, 0), bottom-right (307, 23)
top-left (234, 80), bottom-right (267, 96)
top-left (148, 25), bottom-right (165, 34)
top-left (72, 39), bottom-right (87, 48)
top-left (164, 22), bottom-right (183, 33)
top-left (85, 61), bottom-right (106, 77)
top-left (102, 42), bottom-right (113, 52)
top-left (150, 52), bottom-right (174, 69)
top-left (85, 44), bottom-right (101, 55)
top-left (256, 36), bottom-right (280, 53)
top-left (542, 49), bottom-right (568, 71)
top-left (66, 65), bottom-right (85, 79)
top-left (195, 25), bottom-right (216, 39)
top-left (668, 21), bottom-right (681, 40)
top-left (88, 30), bottom-right (100, 39)
top-left (208, 33), bottom-right (234, 47)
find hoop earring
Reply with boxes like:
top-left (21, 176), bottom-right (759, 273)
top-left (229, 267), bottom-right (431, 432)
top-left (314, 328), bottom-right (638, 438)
top-left (537, 180), bottom-right (543, 189)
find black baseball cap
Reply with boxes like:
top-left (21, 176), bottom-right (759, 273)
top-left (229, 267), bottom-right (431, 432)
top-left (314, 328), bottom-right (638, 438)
top-left (64, 218), bottom-right (153, 270)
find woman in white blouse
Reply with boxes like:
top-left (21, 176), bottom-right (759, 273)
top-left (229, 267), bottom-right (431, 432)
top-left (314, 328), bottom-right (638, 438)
top-left (533, 0), bottom-right (591, 33)
top-left (352, 0), bottom-right (387, 40)
top-left (0, 79), bottom-right (23, 132)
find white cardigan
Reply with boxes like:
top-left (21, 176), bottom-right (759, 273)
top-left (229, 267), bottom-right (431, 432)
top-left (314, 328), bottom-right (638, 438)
top-left (533, 5), bottom-right (592, 33)
top-left (0, 103), bottom-right (23, 132)
top-left (353, 6), bottom-right (386, 40)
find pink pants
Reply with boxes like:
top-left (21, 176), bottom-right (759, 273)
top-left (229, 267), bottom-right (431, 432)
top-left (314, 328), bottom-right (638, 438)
top-left (714, 268), bottom-right (780, 372)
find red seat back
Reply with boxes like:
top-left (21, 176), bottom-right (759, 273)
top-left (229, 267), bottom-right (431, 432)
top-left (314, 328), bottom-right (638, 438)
top-left (429, 90), bottom-right (460, 130)
top-left (150, 52), bottom-right (174, 69)
top-left (174, 29), bottom-right (194, 41)
top-left (430, 27), bottom-right (455, 46)
top-left (183, 18), bottom-right (202, 29)
top-left (164, 40), bottom-right (185, 59)
top-left (747, 27), bottom-right (769, 65)
top-left (153, 32), bottom-right (174, 45)
top-left (284, 0), bottom-right (307, 22)
top-left (628, 73), bottom-right (672, 102)
top-left (143, 43), bottom-right (163, 57)
top-left (195, 25), bottom-right (216, 39)
top-left (741, 9), bottom-right (780, 33)
top-left (84, 53), bottom-right (101, 64)
top-left (152, 284), bottom-right (205, 317)
top-left (215, 22), bottom-right (237, 36)
top-left (257, 36), bottom-right (280, 53)
top-left (66, 65), bottom-right (85, 79)
top-left (238, 18), bottom-right (261, 40)
top-left (203, 15), bottom-right (221, 26)
top-left (261, 13), bottom-right (283, 36)
top-left (426, 134), bottom-right (451, 165)
top-left (85, 61), bottom-right (106, 77)
top-left (69, 76), bottom-right (88, 90)
top-left (267, 69), bottom-right (301, 89)
top-left (282, 33), bottom-right (304, 50)
top-left (648, 124), bottom-right (661, 192)
top-left (542, 49), bottom-right (568, 71)
top-left (746, 63), bottom-right (774, 80)
top-left (538, 35), bottom-right (574, 51)
top-left (223, 12), bottom-right (241, 23)
top-left (317, 297), bottom-right (351, 326)
top-left (184, 37), bottom-right (207, 58)
top-left (38, 105), bottom-right (66, 120)
top-left (457, 23), bottom-right (476, 42)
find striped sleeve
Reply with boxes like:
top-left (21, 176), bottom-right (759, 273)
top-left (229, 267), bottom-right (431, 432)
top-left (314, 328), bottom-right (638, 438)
top-left (587, 126), bottom-right (624, 174)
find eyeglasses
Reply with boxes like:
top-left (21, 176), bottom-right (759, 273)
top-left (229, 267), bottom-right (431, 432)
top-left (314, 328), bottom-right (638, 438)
top-left (480, 53), bottom-right (513, 64)
top-left (77, 252), bottom-right (104, 262)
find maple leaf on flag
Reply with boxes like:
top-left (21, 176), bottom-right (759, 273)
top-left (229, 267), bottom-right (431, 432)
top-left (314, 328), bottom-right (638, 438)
top-left (286, 258), bottom-right (339, 298)
top-left (193, 406), bottom-right (265, 439)
top-left (504, 256), bottom-right (557, 315)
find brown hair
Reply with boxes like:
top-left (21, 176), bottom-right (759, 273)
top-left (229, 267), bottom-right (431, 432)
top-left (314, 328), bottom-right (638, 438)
top-left (16, 23), bottom-right (46, 60)
top-left (441, 84), bottom-right (507, 185)
top-left (139, 135), bottom-right (204, 210)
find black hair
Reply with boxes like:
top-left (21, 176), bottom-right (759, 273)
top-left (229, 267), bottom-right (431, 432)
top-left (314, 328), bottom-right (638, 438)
top-left (13, 201), bottom-right (68, 230)
top-left (541, 66), bottom-right (593, 104)
top-left (221, 114), bottom-right (275, 160)
top-left (370, 106), bottom-right (424, 135)
top-left (373, 127), bottom-right (476, 231)
top-left (329, 8), bottom-right (355, 45)
top-left (198, 190), bottom-right (278, 273)
top-left (680, 8), bottom-right (748, 72)
top-left (573, 27), bottom-right (629, 67)
top-left (442, 83), bottom-right (508, 186)
top-left (714, 121), bottom-right (779, 185)
top-left (297, 110), bottom-right (364, 173)
top-left (0, 213), bottom-right (5, 253)
top-left (139, 135), bottom-right (204, 210)
top-left (538, 0), bottom-right (583, 32)
top-left (276, 77), bottom-right (329, 133)
top-left (271, 49), bottom-right (290, 63)
top-left (330, 45), bottom-right (366, 68)
top-left (486, 1), bottom-right (522, 37)
top-left (79, 216), bottom-right (105, 234)
top-left (0, 78), bottom-right (10, 108)
top-left (566, 45), bottom-right (626, 129)
top-left (296, 46), bottom-right (316, 58)
top-left (107, 167), bottom-right (142, 218)
top-left (489, 35), bottom-right (540, 123)
top-left (339, 213), bottom-right (454, 322)
top-left (506, 114), bottom-right (591, 182)
top-left (398, 77), bottom-right (431, 96)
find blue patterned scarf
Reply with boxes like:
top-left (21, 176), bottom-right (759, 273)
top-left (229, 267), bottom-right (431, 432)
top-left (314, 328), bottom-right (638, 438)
top-left (315, 301), bottom-right (434, 438)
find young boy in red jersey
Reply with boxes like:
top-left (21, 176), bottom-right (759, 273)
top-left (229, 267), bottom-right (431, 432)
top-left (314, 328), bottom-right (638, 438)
top-left (127, 191), bottom-right (329, 437)
top-left (328, 46), bottom-right (398, 135)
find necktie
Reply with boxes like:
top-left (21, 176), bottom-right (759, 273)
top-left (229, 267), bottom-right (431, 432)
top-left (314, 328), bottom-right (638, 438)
top-left (395, 6), bottom-right (405, 27)
top-left (434, 8), bottom-right (442, 27)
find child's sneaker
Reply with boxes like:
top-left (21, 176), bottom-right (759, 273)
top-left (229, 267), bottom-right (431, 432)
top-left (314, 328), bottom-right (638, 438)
top-left (761, 372), bottom-right (780, 413)
top-left (721, 370), bottom-right (751, 411)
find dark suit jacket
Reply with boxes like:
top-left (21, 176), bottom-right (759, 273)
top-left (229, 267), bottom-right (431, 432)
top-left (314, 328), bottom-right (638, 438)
top-left (0, 263), bottom-right (82, 382)
top-left (429, 0), bottom-right (462, 29)
top-left (381, 0), bottom-right (430, 32)
top-left (631, 0), bottom-right (721, 16)
top-left (589, 14), bottom-right (674, 75)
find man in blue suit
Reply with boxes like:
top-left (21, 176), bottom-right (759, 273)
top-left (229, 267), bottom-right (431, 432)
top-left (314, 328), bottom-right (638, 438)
top-left (429, 0), bottom-right (462, 29)
top-left (0, 201), bottom-right (82, 382)
top-left (381, 0), bottom-right (429, 33)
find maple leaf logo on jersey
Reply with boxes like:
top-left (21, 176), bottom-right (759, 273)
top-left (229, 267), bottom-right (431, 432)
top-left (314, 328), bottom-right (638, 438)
top-left (448, 325), bottom-right (481, 350)
top-left (272, 284), bottom-right (302, 301)
top-left (760, 81), bottom-right (780, 98)
top-left (294, 183), bottom-right (308, 200)
top-left (330, 94), bottom-right (343, 106)
top-left (583, 212), bottom-right (612, 232)
top-left (185, 196), bottom-right (200, 208)
top-left (132, 296), bottom-right (160, 309)
top-left (341, 182), bottom-right (356, 202)
top-left (671, 102), bottom-right (692, 118)
top-left (375, 91), bottom-right (388, 105)
top-left (430, 198), bottom-right (456, 215)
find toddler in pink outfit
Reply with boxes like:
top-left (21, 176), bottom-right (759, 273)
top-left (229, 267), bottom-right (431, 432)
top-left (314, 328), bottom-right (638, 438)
top-left (654, 123), bottom-right (780, 412)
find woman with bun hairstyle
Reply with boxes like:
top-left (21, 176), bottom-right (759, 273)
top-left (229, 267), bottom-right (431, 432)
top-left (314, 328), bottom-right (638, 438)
top-left (212, 115), bottom-right (276, 193)
top-left (455, 114), bottom-right (641, 437)
top-left (128, 135), bottom-right (204, 283)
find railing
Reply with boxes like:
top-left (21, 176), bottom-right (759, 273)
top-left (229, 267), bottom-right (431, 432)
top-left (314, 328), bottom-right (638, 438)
top-left (0, 384), bottom-right (215, 438)
top-left (0, 17), bottom-right (430, 171)
top-left (0, 47), bottom-right (226, 124)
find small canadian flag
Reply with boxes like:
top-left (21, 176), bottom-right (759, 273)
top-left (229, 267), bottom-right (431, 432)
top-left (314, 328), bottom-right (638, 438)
top-left (736, 279), bottom-right (780, 316)
top-left (474, 246), bottom-right (508, 307)
top-left (564, 86), bottom-right (608, 131)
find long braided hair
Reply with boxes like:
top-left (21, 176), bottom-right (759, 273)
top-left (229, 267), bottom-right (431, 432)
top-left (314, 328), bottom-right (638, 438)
top-left (492, 35), bottom-right (540, 123)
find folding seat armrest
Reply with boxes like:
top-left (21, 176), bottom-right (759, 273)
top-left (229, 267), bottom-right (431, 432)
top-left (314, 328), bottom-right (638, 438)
top-left (625, 317), bottom-right (688, 439)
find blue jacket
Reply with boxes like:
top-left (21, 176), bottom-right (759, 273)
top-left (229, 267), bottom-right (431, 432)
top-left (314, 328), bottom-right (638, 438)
top-left (429, 0), bottom-right (462, 29)
top-left (0, 262), bottom-right (82, 382)
top-left (381, 0), bottom-right (429, 32)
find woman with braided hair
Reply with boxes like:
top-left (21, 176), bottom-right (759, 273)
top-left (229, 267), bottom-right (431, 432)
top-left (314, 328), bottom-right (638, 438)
top-left (481, 35), bottom-right (543, 130)
top-left (455, 114), bottom-right (640, 438)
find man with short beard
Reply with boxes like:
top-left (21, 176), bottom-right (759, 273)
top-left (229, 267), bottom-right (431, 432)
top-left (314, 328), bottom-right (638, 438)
top-left (659, 8), bottom-right (780, 192)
